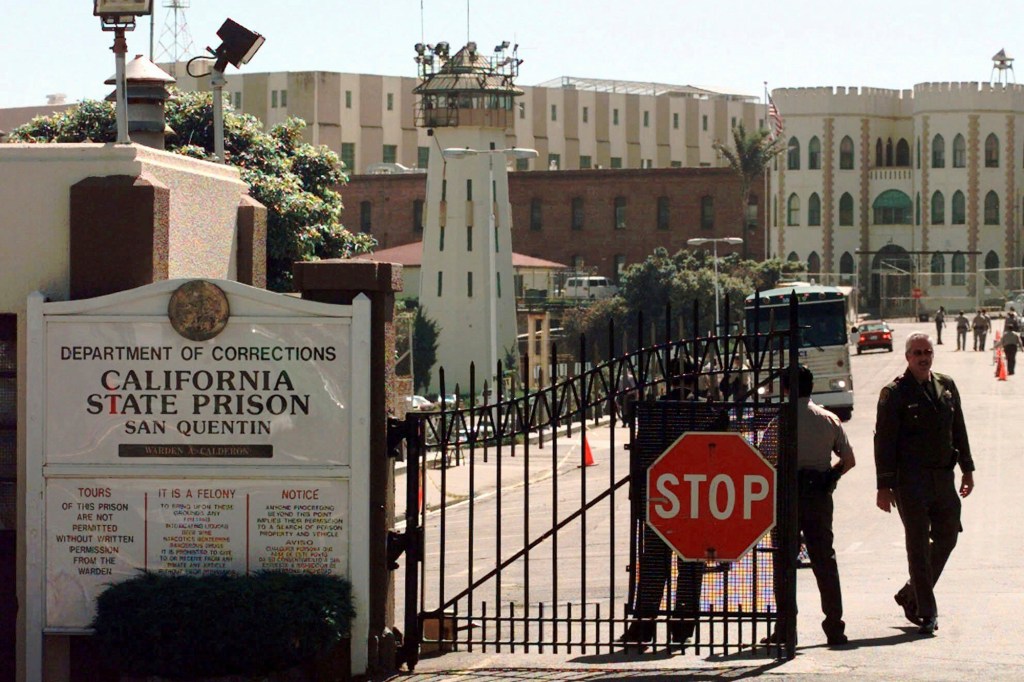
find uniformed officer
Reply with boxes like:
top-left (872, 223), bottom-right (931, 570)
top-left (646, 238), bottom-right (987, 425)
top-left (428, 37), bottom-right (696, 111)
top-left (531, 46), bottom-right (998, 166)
top-left (874, 332), bottom-right (975, 635)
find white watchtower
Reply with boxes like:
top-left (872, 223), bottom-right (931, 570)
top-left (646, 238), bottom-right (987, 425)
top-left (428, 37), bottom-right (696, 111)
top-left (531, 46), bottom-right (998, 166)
top-left (413, 41), bottom-right (529, 394)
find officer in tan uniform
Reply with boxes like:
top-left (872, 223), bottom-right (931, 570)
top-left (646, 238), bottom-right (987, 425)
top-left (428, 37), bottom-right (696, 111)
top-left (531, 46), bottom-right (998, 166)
top-left (874, 332), bottom-right (975, 635)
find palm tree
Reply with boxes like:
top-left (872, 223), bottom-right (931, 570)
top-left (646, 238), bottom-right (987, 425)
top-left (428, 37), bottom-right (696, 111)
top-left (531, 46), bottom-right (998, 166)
top-left (713, 123), bottom-right (786, 260)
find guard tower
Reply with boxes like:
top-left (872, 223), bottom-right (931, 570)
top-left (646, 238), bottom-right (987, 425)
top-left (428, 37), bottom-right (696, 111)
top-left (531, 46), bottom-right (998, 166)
top-left (992, 48), bottom-right (1015, 84)
top-left (413, 41), bottom-right (526, 394)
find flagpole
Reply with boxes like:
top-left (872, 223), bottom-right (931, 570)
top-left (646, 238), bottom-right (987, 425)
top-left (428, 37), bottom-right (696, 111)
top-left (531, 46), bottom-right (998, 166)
top-left (764, 81), bottom-right (771, 261)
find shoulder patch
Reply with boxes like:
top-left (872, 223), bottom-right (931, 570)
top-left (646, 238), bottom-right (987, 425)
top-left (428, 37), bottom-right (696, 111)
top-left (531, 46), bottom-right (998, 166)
top-left (879, 386), bottom-right (891, 405)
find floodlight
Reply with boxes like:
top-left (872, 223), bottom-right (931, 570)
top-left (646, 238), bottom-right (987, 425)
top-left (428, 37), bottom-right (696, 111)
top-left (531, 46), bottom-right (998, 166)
top-left (212, 18), bottom-right (265, 71)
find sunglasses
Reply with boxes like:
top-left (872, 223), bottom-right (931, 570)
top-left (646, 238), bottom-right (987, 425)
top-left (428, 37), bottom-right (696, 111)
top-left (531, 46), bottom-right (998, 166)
top-left (910, 349), bottom-right (934, 357)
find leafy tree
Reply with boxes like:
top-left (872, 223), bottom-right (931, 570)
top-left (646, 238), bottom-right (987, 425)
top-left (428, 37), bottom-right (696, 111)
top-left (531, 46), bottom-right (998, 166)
top-left (412, 306), bottom-right (440, 394)
top-left (8, 90), bottom-right (374, 291)
top-left (713, 123), bottom-right (786, 259)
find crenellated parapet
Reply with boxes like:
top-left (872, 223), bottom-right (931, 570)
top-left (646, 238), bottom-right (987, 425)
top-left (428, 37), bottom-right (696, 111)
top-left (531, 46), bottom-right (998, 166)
top-left (776, 81), bottom-right (1024, 118)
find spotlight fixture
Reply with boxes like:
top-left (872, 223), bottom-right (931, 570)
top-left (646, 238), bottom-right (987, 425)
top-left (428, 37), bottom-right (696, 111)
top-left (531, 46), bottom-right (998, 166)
top-left (93, 0), bottom-right (152, 28)
top-left (211, 18), bottom-right (265, 72)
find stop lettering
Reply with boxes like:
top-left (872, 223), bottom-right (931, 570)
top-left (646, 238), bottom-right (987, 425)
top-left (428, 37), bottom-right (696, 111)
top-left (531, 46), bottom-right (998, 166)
top-left (646, 432), bottom-right (776, 562)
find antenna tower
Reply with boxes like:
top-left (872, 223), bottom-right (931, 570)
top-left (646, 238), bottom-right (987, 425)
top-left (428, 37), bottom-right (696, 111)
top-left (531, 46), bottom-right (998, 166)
top-left (156, 0), bottom-right (195, 76)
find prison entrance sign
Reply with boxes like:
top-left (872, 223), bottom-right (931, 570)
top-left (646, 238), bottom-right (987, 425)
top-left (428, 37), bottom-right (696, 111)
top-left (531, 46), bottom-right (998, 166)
top-left (646, 432), bottom-right (776, 562)
top-left (24, 279), bottom-right (371, 679)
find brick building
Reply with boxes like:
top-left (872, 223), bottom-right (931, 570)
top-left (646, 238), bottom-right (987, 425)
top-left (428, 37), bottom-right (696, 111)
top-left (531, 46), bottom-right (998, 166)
top-left (343, 166), bottom-right (767, 280)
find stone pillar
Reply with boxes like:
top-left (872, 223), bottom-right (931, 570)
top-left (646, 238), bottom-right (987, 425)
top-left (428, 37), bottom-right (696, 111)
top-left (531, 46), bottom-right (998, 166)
top-left (236, 195), bottom-right (267, 288)
top-left (292, 259), bottom-right (403, 675)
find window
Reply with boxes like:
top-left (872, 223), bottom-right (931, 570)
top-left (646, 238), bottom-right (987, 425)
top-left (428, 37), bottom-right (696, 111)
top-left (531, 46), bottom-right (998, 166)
top-left (806, 193), bottom-right (821, 226)
top-left (787, 194), bottom-right (801, 226)
top-left (700, 196), bottom-right (714, 230)
top-left (673, 112), bottom-right (679, 129)
top-left (439, 225), bottom-right (445, 251)
top-left (731, 116), bottom-right (737, 129)
top-left (437, 271), bottom-right (443, 297)
top-left (896, 138), bottom-right (910, 166)
top-left (670, 160), bottom-right (682, 167)
top-left (951, 190), bottom-right (966, 224)
top-left (530, 198), bottom-right (543, 230)
top-left (872, 189), bottom-right (913, 224)
top-left (916, 138), bottom-right (921, 168)
top-left (839, 252), bottom-right (855, 284)
top-left (985, 190), bottom-right (1000, 224)
top-left (808, 137), bottom-right (821, 170)
top-left (839, 193), bottom-right (854, 226)
top-left (571, 197), bottom-right (584, 230)
top-left (787, 137), bottom-right (800, 170)
top-left (985, 251), bottom-right (1000, 285)
top-left (582, 106), bottom-right (589, 123)
top-left (548, 153), bottom-right (561, 170)
top-left (494, 223), bottom-right (499, 252)
top-left (613, 109), bottom-right (620, 125)
top-left (382, 144), bottom-right (397, 164)
top-left (232, 91), bottom-right (241, 109)
top-left (840, 136), bottom-right (854, 170)
top-left (614, 197), bottom-right (627, 229)
top-left (551, 104), bottom-right (557, 122)
top-left (280, 90), bottom-right (287, 107)
top-left (359, 201), bottom-right (372, 232)
top-left (657, 196), bottom-right (670, 230)
top-left (579, 155), bottom-right (592, 169)
top-left (807, 251), bottom-right (821, 274)
top-left (271, 90), bottom-right (278, 108)
top-left (915, 192), bottom-right (920, 225)
top-left (615, 255), bottom-right (627, 284)
top-left (441, 179), bottom-right (447, 201)
top-left (466, 225), bottom-right (473, 251)
top-left (610, 157), bottom-right (623, 169)
top-left (953, 134), bottom-right (966, 168)
top-left (340, 143), bottom-right (355, 170)
top-left (702, 114), bottom-right (708, 131)
top-left (985, 133), bottom-right (999, 167)
top-left (643, 111), bottom-right (650, 127)
top-left (931, 253), bottom-right (945, 286)
top-left (931, 190), bottom-right (945, 224)
top-left (496, 272), bottom-right (502, 298)
top-left (467, 272), bottom-right (473, 297)
top-left (746, 195), bottom-right (758, 229)
top-left (875, 138), bottom-right (883, 167)
top-left (515, 157), bottom-right (529, 171)
top-left (932, 134), bottom-right (945, 168)
top-left (386, 93), bottom-right (394, 111)
top-left (413, 199), bottom-right (424, 232)
top-left (787, 251), bottom-right (800, 263)
top-left (886, 138), bottom-right (893, 166)
top-left (466, 179), bottom-right (472, 201)
top-left (952, 252), bottom-right (966, 285)
top-left (345, 90), bottom-right (352, 108)
top-left (417, 146), bottom-right (430, 169)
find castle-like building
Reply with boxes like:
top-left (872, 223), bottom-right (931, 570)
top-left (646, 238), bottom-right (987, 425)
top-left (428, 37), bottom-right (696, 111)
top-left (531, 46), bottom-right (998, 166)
top-left (773, 78), bottom-right (1024, 312)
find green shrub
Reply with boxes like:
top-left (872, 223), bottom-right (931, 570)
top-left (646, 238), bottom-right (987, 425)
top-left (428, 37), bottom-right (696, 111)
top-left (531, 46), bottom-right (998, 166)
top-left (92, 571), bottom-right (355, 679)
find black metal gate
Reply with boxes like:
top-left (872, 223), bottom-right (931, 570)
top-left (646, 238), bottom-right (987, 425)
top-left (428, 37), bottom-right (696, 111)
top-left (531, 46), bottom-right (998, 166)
top-left (392, 299), bottom-right (801, 668)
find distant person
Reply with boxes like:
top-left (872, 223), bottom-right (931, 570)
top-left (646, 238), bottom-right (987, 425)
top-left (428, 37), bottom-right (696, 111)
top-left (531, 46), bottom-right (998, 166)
top-left (954, 311), bottom-right (969, 351)
top-left (874, 332), bottom-right (975, 636)
top-left (1005, 309), bottom-right (1021, 335)
top-left (972, 310), bottom-right (990, 351)
top-left (934, 306), bottom-right (946, 345)
top-left (998, 327), bottom-right (1021, 375)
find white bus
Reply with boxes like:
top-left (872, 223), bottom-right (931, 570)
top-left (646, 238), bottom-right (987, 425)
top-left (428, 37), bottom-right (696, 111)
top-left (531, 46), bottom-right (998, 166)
top-left (744, 284), bottom-right (854, 420)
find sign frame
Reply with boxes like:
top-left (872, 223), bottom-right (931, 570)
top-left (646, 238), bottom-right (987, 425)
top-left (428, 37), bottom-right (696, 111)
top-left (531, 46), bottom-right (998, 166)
top-left (24, 280), bottom-right (372, 679)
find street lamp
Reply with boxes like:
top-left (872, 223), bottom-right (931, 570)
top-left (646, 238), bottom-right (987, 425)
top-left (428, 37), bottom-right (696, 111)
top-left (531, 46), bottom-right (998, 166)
top-left (94, 0), bottom-right (153, 145)
top-left (186, 18), bottom-right (265, 162)
top-left (440, 147), bottom-right (539, 381)
top-left (687, 236), bottom-right (743, 334)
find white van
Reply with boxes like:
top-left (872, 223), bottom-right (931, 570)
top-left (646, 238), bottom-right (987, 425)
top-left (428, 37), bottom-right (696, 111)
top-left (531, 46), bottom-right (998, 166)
top-left (560, 276), bottom-right (618, 300)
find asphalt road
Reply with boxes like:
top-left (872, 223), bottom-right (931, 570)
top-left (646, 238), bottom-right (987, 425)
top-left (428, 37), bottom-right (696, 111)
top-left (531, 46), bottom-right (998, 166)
top-left (389, 319), bottom-right (1024, 680)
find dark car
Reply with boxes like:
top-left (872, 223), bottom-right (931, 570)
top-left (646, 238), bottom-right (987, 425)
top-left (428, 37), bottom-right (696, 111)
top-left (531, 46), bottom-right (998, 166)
top-left (855, 321), bottom-right (893, 354)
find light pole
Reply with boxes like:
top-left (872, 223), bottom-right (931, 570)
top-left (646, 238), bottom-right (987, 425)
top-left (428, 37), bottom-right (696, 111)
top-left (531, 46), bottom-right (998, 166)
top-left (441, 147), bottom-right (538, 383)
top-left (687, 236), bottom-right (743, 334)
top-left (94, 1), bottom-right (154, 145)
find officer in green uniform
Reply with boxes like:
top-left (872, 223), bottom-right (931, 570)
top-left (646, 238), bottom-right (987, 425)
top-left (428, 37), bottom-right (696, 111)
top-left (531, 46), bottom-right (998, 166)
top-left (874, 331), bottom-right (975, 635)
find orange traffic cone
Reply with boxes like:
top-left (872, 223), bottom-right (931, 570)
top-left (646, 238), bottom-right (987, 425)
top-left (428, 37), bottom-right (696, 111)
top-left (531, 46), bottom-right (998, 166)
top-left (581, 435), bottom-right (597, 467)
top-left (996, 348), bottom-right (1008, 381)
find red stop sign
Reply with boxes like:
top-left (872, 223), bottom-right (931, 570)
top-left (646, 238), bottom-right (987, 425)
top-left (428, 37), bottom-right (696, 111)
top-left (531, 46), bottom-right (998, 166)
top-left (646, 432), bottom-right (776, 562)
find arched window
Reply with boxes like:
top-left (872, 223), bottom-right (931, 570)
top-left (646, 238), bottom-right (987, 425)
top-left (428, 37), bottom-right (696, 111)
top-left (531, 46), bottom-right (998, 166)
top-left (839, 193), bottom-right (854, 226)
top-left (985, 133), bottom-right (1000, 168)
top-left (872, 190), bottom-right (913, 225)
top-left (808, 136), bottom-right (821, 170)
top-left (886, 138), bottom-right (894, 166)
top-left (808, 251), bottom-right (821, 275)
top-left (839, 252), bottom-right (855, 284)
top-left (953, 134), bottom-right (966, 168)
top-left (932, 134), bottom-right (945, 168)
top-left (840, 136), bottom-right (854, 169)
top-left (931, 190), bottom-right (945, 225)
top-left (875, 138), bottom-right (884, 167)
top-left (985, 191), bottom-right (1000, 225)
top-left (787, 137), bottom-right (801, 170)
top-left (985, 251), bottom-right (1001, 285)
top-left (896, 138), bottom-right (910, 166)
top-left (787, 193), bottom-right (801, 226)
top-left (787, 251), bottom-right (800, 263)
top-left (952, 190), bottom-right (966, 224)
top-left (808, 193), bottom-right (821, 226)
top-left (916, 137), bottom-right (921, 168)
top-left (916, 192), bottom-right (920, 225)
top-left (931, 253), bottom-right (945, 286)
top-left (952, 251), bottom-right (966, 285)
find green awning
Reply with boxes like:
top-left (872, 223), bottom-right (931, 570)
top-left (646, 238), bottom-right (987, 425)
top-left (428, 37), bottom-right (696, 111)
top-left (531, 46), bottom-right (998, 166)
top-left (872, 189), bottom-right (912, 210)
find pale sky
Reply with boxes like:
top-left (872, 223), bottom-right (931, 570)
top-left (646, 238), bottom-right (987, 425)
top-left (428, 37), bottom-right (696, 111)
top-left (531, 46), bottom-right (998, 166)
top-left (3, 1), bottom-right (1021, 109)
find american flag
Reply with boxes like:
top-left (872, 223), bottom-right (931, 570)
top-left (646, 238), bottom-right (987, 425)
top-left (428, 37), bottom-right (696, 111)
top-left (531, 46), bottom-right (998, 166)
top-left (767, 94), bottom-right (784, 139)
